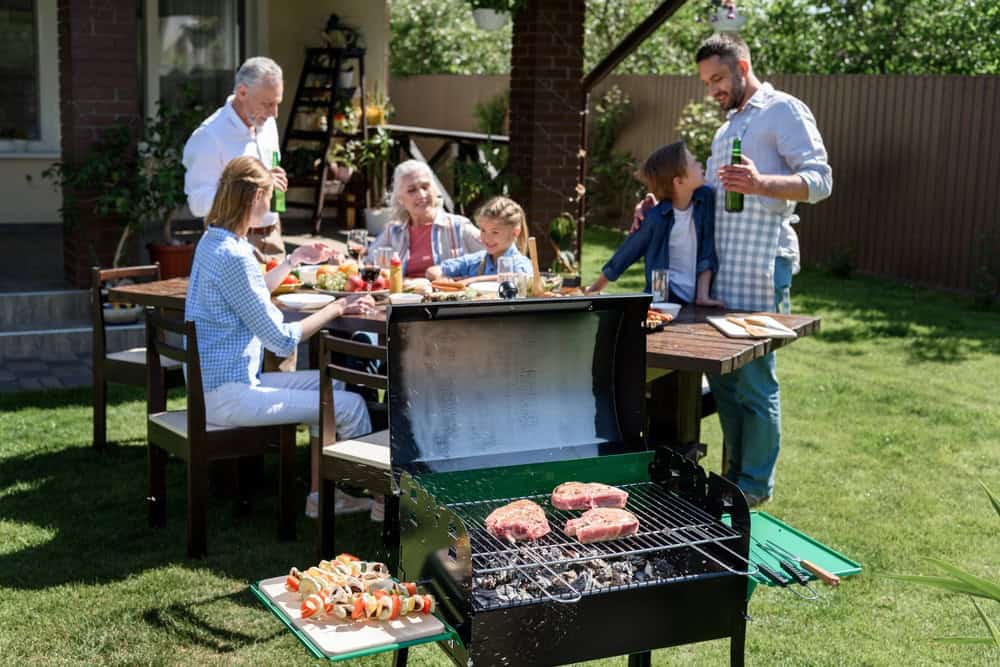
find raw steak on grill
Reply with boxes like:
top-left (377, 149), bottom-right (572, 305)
top-left (485, 499), bottom-right (551, 542)
top-left (551, 481), bottom-right (629, 510)
top-left (564, 508), bottom-right (640, 544)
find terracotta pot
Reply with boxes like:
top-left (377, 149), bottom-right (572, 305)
top-left (147, 242), bottom-right (195, 279)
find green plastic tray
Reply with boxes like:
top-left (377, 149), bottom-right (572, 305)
top-left (725, 511), bottom-right (862, 596)
top-left (251, 581), bottom-right (457, 663)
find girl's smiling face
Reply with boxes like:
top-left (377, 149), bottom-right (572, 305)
top-left (478, 216), bottom-right (520, 258)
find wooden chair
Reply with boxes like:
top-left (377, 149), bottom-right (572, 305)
top-left (144, 309), bottom-right (297, 558)
top-left (317, 331), bottom-right (395, 568)
top-left (91, 264), bottom-right (184, 451)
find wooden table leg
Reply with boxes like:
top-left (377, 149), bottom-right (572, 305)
top-left (646, 369), bottom-right (703, 460)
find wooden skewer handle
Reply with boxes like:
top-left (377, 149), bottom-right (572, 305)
top-left (799, 559), bottom-right (840, 586)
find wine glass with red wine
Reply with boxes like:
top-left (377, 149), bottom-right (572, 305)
top-left (346, 229), bottom-right (368, 263)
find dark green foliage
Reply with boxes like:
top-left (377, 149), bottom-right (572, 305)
top-left (586, 86), bottom-right (643, 231)
top-left (675, 96), bottom-right (723, 166)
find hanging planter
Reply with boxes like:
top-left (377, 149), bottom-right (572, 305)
top-left (472, 8), bottom-right (509, 31)
top-left (707, 0), bottom-right (747, 32)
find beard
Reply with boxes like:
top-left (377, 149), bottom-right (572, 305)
top-left (724, 66), bottom-right (746, 111)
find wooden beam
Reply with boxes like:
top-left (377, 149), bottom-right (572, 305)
top-left (581, 0), bottom-right (690, 92)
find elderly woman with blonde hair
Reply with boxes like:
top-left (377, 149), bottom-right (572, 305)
top-left (185, 155), bottom-right (377, 518)
top-left (369, 160), bottom-right (483, 278)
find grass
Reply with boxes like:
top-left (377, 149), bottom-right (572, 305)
top-left (1, 226), bottom-right (999, 665)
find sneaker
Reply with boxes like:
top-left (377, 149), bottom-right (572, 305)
top-left (745, 492), bottom-right (772, 509)
top-left (370, 495), bottom-right (385, 522)
top-left (334, 490), bottom-right (373, 515)
top-left (305, 491), bottom-right (319, 519)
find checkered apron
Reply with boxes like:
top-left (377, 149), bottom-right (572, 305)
top-left (707, 136), bottom-right (784, 312)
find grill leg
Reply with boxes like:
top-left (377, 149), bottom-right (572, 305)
top-left (627, 651), bottom-right (651, 667)
top-left (392, 647), bottom-right (408, 667)
top-left (731, 604), bottom-right (747, 667)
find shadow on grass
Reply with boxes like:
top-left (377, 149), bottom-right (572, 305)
top-left (793, 268), bottom-right (1000, 364)
top-left (142, 590), bottom-right (286, 653)
top-left (0, 383), bottom-right (151, 411)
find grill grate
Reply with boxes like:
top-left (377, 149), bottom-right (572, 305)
top-left (446, 481), bottom-right (744, 573)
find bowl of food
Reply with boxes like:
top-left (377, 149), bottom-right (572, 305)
top-left (388, 292), bottom-right (424, 305)
top-left (271, 276), bottom-right (302, 296)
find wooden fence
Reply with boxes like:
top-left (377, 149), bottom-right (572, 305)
top-left (390, 74), bottom-right (1000, 291)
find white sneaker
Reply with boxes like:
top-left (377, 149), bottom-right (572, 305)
top-left (370, 495), bottom-right (385, 522)
top-left (335, 490), bottom-right (374, 515)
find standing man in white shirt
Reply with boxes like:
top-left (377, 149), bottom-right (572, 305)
top-left (183, 57), bottom-right (288, 261)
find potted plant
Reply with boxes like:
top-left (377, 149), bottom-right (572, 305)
top-left (338, 65), bottom-right (355, 89)
top-left (42, 86), bottom-right (205, 277)
top-left (548, 212), bottom-right (580, 286)
top-left (326, 140), bottom-right (359, 183)
top-left (364, 84), bottom-right (393, 126)
top-left (357, 127), bottom-right (395, 236)
top-left (467, 0), bottom-right (526, 31)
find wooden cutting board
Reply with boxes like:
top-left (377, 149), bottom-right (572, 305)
top-left (256, 576), bottom-right (446, 657)
top-left (707, 315), bottom-right (798, 339)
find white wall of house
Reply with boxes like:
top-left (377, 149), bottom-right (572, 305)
top-left (0, 0), bottom-right (390, 226)
top-left (2, 0), bottom-right (61, 224)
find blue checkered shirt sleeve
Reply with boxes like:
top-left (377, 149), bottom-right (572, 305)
top-left (218, 251), bottom-right (302, 358)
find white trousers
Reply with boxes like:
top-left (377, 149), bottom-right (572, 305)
top-left (204, 371), bottom-right (371, 439)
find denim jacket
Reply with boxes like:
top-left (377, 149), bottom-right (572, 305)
top-left (601, 185), bottom-right (718, 299)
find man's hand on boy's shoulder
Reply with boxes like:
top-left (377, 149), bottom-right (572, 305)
top-left (629, 193), bottom-right (657, 233)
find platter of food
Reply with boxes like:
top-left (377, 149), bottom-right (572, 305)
top-left (644, 308), bottom-right (674, 333)
top-left (252, 553), bottom-right (451, 659)
top-left (271, 277), bottom-right (303, 296)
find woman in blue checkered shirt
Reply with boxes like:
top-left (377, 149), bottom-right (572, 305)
top-left (185, 156), bottom-right (377, 518)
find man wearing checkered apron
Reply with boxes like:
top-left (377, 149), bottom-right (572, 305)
top-left (698, 34), bottom-right (832, 505)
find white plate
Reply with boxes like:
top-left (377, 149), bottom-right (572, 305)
top-left (388, 293), bottom-right (424, 305)
top-left (707, 315), bottom-right (797, 339)
top-left (469, 281), bottom-right (500, 295)
top-left (649, 302), bottom-right (682, 318)
top-left (275, 293), bottom-right (336, 310)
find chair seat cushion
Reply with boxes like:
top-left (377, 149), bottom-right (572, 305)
top-left (107, 347), bottom-right (183, 368)
top-left (323, 429), bottom-right (390, 470)
top-left (149, 410), bottom-right (230, 437)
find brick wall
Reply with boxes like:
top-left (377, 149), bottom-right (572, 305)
top-left (509, 0), bottom-right (585, 270)
top-left (58, 0), bottom-right (141, 287)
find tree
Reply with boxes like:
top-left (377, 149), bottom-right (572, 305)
top-left (390, 0), bottom-right (511, 76)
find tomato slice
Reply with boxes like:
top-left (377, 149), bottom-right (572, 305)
top-left (352, 596), bottom-right (366, 620)
top-left (390, 594), bottom-right (401, 620)
top-left (403, 582), bottom-right (416, 596)
top-left (285, 574), bottom-right (299, 592)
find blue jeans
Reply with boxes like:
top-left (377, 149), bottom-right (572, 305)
top-left (707, 353), bottom-right (781, 499)
top-left (774, 256), bottom-right (793, 314)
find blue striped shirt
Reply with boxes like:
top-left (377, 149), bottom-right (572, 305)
top-left (185, 226), bottom-right (302, 392)
top-left (439, 245), bottom-right (533, 279)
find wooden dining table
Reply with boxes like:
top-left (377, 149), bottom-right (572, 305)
top-left (108, 278), bottom-right (820, 463)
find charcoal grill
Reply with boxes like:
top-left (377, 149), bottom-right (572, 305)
top-left (385, 297), bottom-right (753, 666)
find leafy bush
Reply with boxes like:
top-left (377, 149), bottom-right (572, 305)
top-left (675, 96), bottom-right (722, 166)
top-left (585, 86), bottom-right (643, 231)
top-left (453, 92), bottom-right (511, 214)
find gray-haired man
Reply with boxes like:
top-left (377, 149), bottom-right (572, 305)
top-left (183, 56), bottom-right (289, 261)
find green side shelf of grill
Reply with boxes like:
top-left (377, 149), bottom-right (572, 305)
top-left (250, 582), bottom-right (458, 662)
top-left (727, 511), bottom-right (862, 598)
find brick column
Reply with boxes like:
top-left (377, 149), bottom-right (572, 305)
top-left (509, 0), bottom-right (585, 270)
top-left (58, 0), bottom-right (141, 287)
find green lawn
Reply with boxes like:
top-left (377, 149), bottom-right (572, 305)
top-left (1, 227), bottom-right (998, 665)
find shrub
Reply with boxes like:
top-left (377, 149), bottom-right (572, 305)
top-left (675, 96), bottom-right (723, 167)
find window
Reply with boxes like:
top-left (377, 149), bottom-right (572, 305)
top-left (0, 0), bottom-right (39, 141)
top-left (149, 0), bottom-right (243, 111)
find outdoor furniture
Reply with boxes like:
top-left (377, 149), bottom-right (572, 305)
top-left (144, 309), bottom-right (297, 558)
top-left (90, 265), bottom-right (184, 451)
top-left (317, 331), bottom-right (395, 566)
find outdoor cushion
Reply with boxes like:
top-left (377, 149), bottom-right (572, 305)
top-left (149, 410), bottom-right (230, 437)
top-left (323, 429), bottom-right (390, 470)
top-left (106, 347), bottom-right (183, 368)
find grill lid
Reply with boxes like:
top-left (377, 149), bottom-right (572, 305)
top-left (387, 296), bottom-right (649, 473)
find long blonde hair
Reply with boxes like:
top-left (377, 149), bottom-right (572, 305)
top-left (205, 156), bottom-right (273, 234)
top-left (475, 196), bottom-right (528, 254)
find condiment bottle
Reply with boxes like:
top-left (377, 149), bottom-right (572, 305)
top-left (389, 252), bottom-right (403, 293)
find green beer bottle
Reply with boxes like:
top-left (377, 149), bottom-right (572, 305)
top-left (724, 137), bottom-right (744, 213)
top-left (270, 151), bottom-right (286, 213)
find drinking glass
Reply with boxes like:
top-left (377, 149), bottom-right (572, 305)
top-left (498, 257), bottom-right (527, 298)
top-left (374, 247), bottom-right (394, 271)
top-left (346, 229), bottom-right (368, 262)
top-left (650, 269), bottom-right (670, 303)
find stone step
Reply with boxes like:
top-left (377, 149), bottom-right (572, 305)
top-left (0, 289), bottom-right (91, 331)
top-left (0, 322), bottom-right (144, 361)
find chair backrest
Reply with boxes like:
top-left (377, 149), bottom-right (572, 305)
top-left (91, 264), bottom-right (161, 361)
top-left (319, 331), bottom-right (388, 446)
top-left (144, 308), bottom-right (206, 436)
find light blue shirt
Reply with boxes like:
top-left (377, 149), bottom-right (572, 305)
top-left (439, 245), bottom-right (533, 279)
top-left (185, 226), bottom-right (302, 392)
top-left (707, 82), bottom-right (832, 269)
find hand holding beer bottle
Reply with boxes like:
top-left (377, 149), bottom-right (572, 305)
top-left (724, 137), bottom-right (744, 213)
top-left (270, 151), bottom-right (286, 213)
